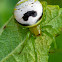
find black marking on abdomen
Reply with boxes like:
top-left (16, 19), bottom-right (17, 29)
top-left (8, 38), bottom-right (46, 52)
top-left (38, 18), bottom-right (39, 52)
top-left (37, 13), bottom-right (43, 21)
top-left (16, 12), bottom-right (43, 26)
top-left (20, 24), bottom-right (30, 26)
top-left (35, 12), bottom-right (43, 23)
top-left (15, 19), bottom-right (30, 26)
top-left (17, 13), bottom-right (43, 26)
top-left (22, 10), bottom-right (37, 21)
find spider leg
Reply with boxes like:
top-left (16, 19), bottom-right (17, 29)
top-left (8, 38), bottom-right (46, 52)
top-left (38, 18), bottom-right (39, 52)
top-left (41, 25), bottom-right (58, 51)
top-left (31, 36), bottom-right (37, 62)
top-left (41, 25), bottom-right (53, 29)
top-left (18, 31), bottom-right (37, 62)
top-left (42, 25), bottom-right (57, 48)
top-left (18, 31), bottom-right (31, 54)
top-left (42, 29), bottom-right (57, 54)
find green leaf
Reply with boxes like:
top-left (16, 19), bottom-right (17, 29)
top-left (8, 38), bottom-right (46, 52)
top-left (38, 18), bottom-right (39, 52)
top-left (42, 5), bottom-right (62, 36)
top-left (59, 8), bottom-right (62, 15)
top-left (0, 16), bottom-right (29, 61)
top-left (0, 2), bottom-right (52, 62)
top-left (49, 33), bottom-right (62, 62)
top-left (0, 1), bottom-right (62, 62)
top-left (0, 16), bottom-right (53, 62)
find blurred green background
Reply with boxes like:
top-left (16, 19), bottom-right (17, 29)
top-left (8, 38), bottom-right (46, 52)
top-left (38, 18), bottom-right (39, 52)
top-left (0, 0), bottom-right (62, 62)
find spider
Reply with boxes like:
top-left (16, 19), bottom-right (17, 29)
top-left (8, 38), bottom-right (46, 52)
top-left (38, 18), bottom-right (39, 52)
top-left (14, 0), bottom-right (57, 55)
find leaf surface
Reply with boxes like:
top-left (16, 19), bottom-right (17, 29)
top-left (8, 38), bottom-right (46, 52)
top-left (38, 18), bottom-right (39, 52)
top-left (0, 1), bottom-right (62, 62)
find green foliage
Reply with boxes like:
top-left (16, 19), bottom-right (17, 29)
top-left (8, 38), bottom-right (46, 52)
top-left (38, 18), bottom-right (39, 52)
top-left (0, 0), bottom-right (62, 62)
top-left (41, 0), bottom-right (62, 8)
top-left (49, 33), bottom-right (62, 62)
top-left (0, 0), bottom-right (18, 28)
